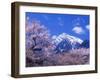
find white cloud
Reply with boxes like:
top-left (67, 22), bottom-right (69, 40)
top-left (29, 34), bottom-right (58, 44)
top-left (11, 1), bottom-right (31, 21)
top-left (72, 26), bottom-right (85, 34)
top-left (58, 17), bottom-right (64, 26)
top-left (52, 35), bottom-right (57, 39)
top-left (26, 16), bottom-right (29, 21)
top-left (86, 25), bottom-right (90, 30)
top-left (59, 22), bottom-right (64, 26)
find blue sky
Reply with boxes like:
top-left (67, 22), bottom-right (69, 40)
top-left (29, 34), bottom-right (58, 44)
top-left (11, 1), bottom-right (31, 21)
top-left (26, 12), bottom-right (90, 40)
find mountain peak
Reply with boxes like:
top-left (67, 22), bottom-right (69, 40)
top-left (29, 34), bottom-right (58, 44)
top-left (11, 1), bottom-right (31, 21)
top-left (52, 33), bottom-right (83, 45)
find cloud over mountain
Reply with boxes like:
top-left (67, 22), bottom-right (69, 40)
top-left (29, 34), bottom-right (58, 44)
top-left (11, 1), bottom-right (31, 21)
top-left (86, 25), bottom-right (90, 30)
top-left (72, 26), bottom-right (85, 34)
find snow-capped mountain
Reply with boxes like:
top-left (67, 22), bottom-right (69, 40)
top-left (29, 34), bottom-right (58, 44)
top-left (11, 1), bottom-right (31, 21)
top-left (52, 33), bottom-right (83, 45)
top-left (52, 33), bottom-right (83, 53)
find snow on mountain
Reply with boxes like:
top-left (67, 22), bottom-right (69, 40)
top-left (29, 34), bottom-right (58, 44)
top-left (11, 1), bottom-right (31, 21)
top-left (52, 33), bottom-right (83, 53)
top-left (52, 33), bottom-right (83, 45)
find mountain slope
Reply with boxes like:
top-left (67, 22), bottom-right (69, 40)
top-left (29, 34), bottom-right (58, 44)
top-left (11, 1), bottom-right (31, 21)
top-left (52, 33), bottom-right (83, 44)
top-left (80, 40), bottom-right (89, 48)
top-left (52, 33), bottom-right (83, 53)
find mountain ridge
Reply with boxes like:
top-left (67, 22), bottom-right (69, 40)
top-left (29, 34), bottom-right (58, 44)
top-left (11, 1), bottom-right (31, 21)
top-left (52, 33), bottom-right (89, 53)
top-left (52, 33), bottom-right (83, 45)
